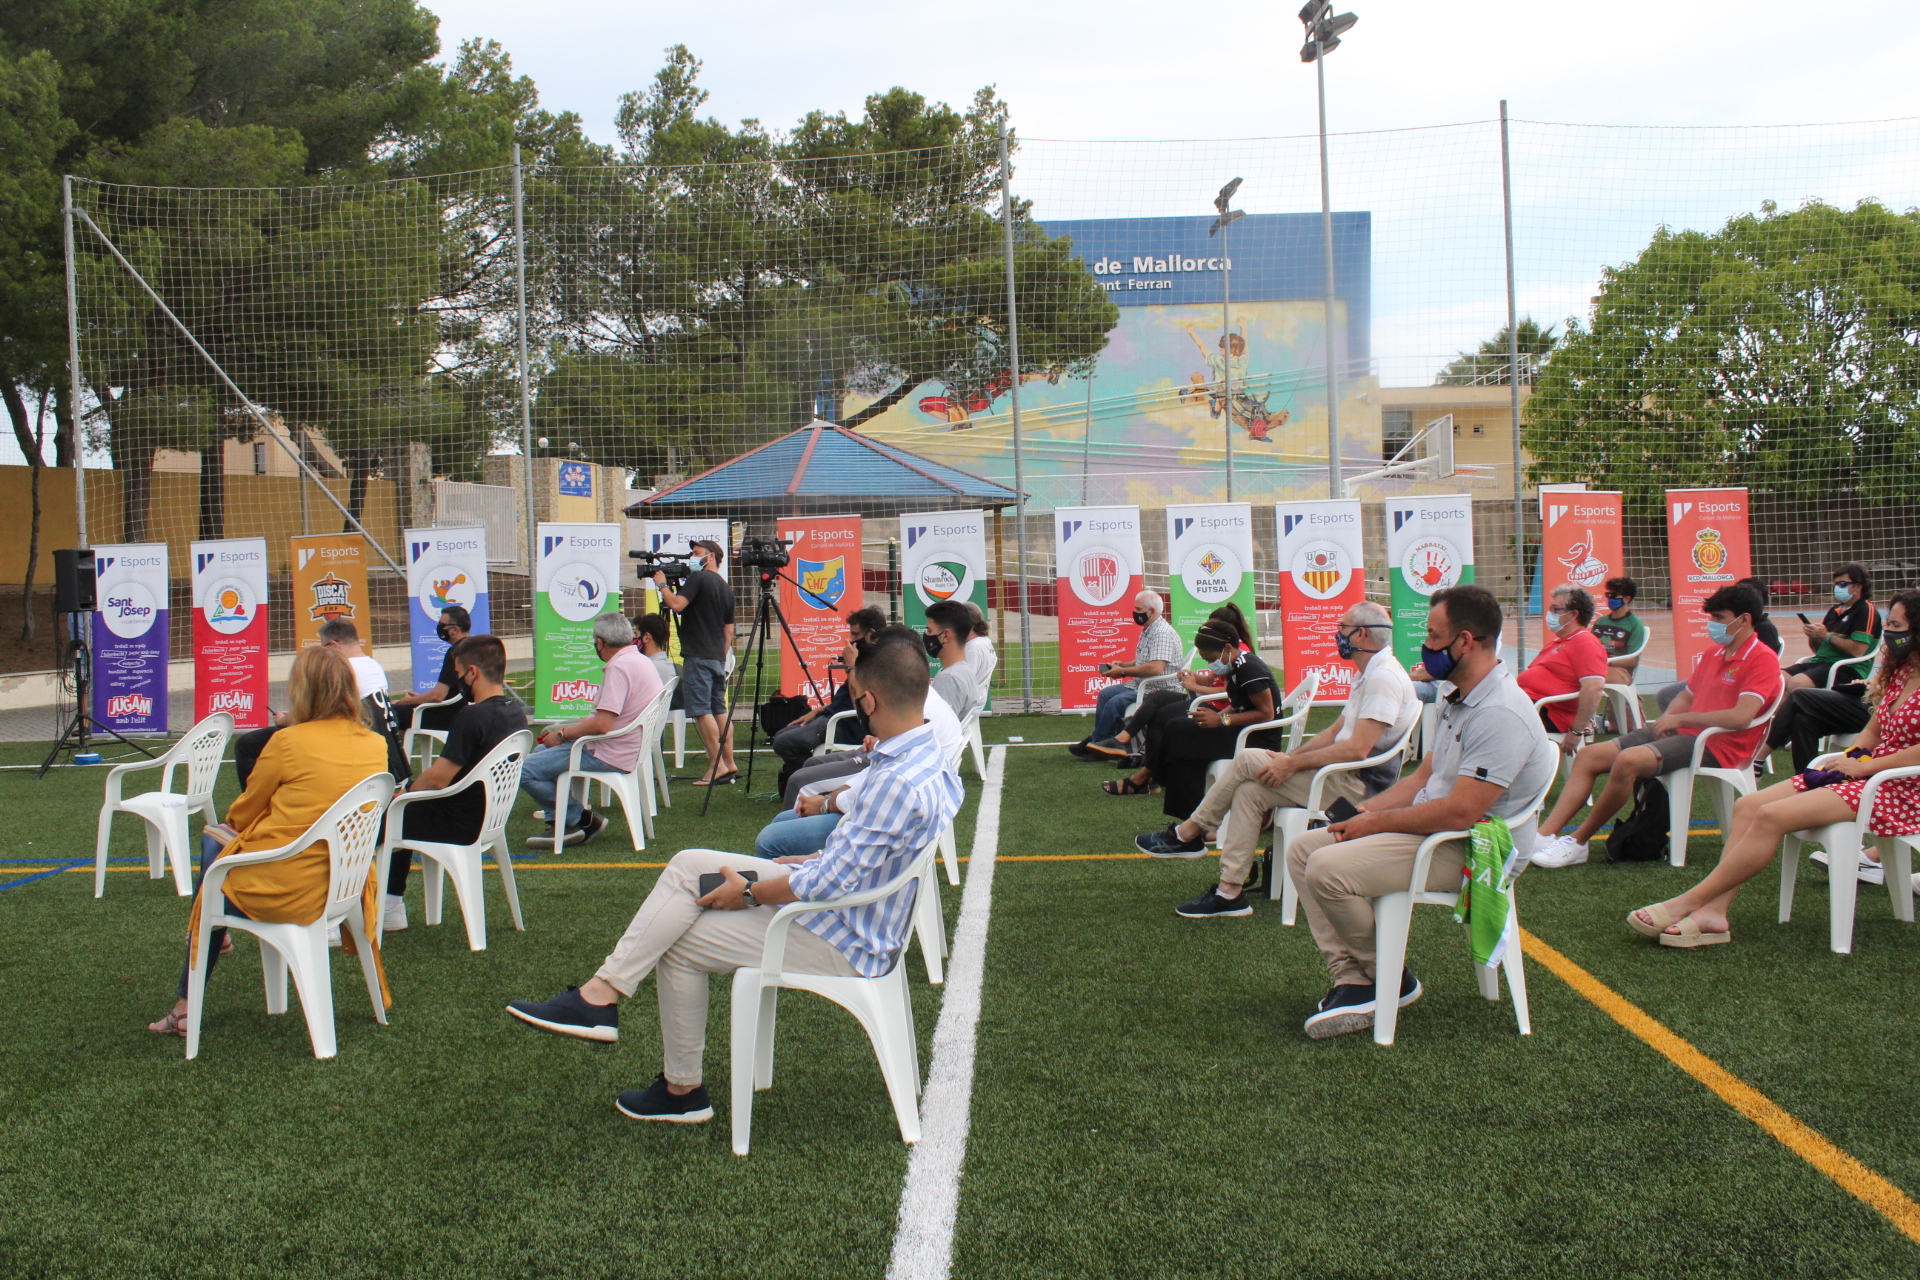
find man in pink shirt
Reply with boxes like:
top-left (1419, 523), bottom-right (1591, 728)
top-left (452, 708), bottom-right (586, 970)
top-left (520, 612), bottom-right (663, 848)
top-left (1517, 586), bottom-right (1611, 757)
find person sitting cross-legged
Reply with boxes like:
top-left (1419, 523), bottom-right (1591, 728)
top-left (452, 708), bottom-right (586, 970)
top-left (1134, 600), bottom-right (1418, 919)
top-left (1068, 589), bottom-right (1182, 760)
top-left (503, 640), bottom-right (962, 1124)
top-left (1531, 582), bottom-right (1783, 869)
top-left (1784, 563), bottom-right (1879, 693)
top-left (1287, 585), bottom-right (1558, 1040)
top-left (1629, 590), bottom-right (1920, 946)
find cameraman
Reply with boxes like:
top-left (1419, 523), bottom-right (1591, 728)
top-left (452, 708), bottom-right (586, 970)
top-left (653, 539), bottom-right (737, 786)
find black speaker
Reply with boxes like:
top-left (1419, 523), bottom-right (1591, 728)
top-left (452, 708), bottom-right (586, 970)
top-left (53, 549), bottom-right (96, 613)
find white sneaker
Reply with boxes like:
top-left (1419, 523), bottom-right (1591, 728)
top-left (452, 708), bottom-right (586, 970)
top-left (327, 922), bottom-right (342, 948)
top-left (1810, 849), bottom-right (1885, 883)
top-left (382, 894), bottom-right (409, 932)
top-left (1530, 834), bottom-right (1590, 869)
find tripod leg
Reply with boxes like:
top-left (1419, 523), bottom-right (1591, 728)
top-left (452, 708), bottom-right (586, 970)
top-left (701, 593), bottom-right (769, 816)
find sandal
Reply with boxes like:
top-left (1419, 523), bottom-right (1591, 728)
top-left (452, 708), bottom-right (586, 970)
top-left (691, 771), bottom-right (738, 788)
top-left (1659, 917), bottom-right (1731, 948)
top-left (148, 1010), bottom-right (188, 1037)
top-left (1626, 902), bottom-right (1683, 939)
top-left (1102, 777), bottom-right (1151, 796)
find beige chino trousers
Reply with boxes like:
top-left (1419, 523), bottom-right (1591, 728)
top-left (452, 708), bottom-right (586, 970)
top-left (1285, 827), bottom-right (1467, 987)
top-left (1184, 749), bottom-right (1367, 891)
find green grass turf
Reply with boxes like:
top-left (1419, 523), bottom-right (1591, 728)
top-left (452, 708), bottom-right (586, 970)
top-left (5, 718), bottom-right (1920, 1277)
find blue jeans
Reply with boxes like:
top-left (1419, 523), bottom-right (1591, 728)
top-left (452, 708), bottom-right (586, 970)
top-left (754, 809), bottom-right (843, 860)
top-left (1093, 681), bottom-right (1138, 740)
top-left (518, 743), bottom-right (617, 828)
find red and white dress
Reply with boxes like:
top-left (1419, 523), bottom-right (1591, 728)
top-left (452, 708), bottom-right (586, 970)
top-left (1791, 675), bottom-right (1920, 835)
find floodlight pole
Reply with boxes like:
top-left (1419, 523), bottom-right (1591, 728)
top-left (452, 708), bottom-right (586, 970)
top-left (998, 119), bottom-right (1033, 711)
top-left (1221, 214), bottom-right (1234, 503)
top-left (512, 143), bottom-right (538, 577)
top-left (62, 175), bottom-right (87, 549)
top-left (1315, 45), bottom-right (1341, 498)
top-left (1501, 100), bottom-right (1527, 667)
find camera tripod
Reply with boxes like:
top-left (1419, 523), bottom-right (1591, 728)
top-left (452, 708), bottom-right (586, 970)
top-left (38, 612), bottom-right (155, 778)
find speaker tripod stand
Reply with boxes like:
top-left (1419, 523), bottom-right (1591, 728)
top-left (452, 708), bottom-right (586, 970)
top-left (700, 567), bottom-right (836, 815)
top-left (38, 611), bottom-right (154, 778)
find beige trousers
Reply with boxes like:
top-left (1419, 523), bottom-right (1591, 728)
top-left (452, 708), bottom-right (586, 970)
top-left (1285, 827), bottom-right (1467, 987)
top-left (596, 849), bottom-right (857, 1086)
top-left (1185, 749), bottom-right (1368, 890)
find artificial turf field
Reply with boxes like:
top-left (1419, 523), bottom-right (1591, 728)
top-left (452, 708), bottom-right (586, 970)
top-left (4, 715), bottom-right (1920, 1279)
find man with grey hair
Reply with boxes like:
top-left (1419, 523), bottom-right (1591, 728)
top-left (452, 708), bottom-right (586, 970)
top-left (519, 610), bottom-right (662, 848)
top-left (1136, 599), bottom-right (1419, 918)
top-left (1516, 584), bottom-right (1609, 759)
top-left (1071, 588), bottom-right (1184, 758)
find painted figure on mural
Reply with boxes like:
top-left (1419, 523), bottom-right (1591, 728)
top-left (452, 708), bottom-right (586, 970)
top-left (1179, 320), bottom-right (1288, 443)
top-left (916, 368), bottom-right (1055, 430)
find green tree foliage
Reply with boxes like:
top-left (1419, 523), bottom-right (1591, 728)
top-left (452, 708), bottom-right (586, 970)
top-left (1526, 200), bottom-right (1920, 511)
top-left (1435, 318), bottom-right (1556, 386)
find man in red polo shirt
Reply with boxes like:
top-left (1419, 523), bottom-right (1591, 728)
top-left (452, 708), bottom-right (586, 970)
top-left (1530, 582), bottom-right (1781, 868)
top-left (1518, 586), bottom-right (1611, 757)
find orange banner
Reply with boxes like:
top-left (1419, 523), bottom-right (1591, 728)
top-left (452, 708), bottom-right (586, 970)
top-left (1666, 488), bottom-right (1750, 679)
top-left (290, 533), bottom-right (369, 650)
top-left (777, 515), bottom-right (863, 706)
top-left (1540, 491), bottom-right (1624, 644)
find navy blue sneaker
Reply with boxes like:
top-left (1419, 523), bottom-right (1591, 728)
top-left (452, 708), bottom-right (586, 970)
top-left (506, 986), bottom-right (619, 1043)
top-left (615, 1073), bottom-right (714, 1124)
top-left (1137, 825), bottom-right (1207, 858)
top-left (1304, 983), bottom-right (1377, 1039)
top-left (1175, 887), bottom-right (1253, 918)
top-left (1396, 968), bottom-right (1423, 1010)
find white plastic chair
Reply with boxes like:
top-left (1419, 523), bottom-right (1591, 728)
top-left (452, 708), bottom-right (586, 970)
top-left (812, 709), bottom-right (863, 758)
top-left (1370, 776), bottom-right (1555, 1046)
top-left (670, 650), bottom-right (734, 767)
top-left (1667, 683), bottom-right (1787, 867)
top-left (727, 841), bottom-right (937, 1155)
top-left (1826, 642), bottom-right (1879, 689)
top-left (1600, 627), bottom-right (1652, 735)
top-left (1197, 671), bottom-right (1319, 795)
top-left (1272, 729), bottom-right (1420, 921)
top-left (648, 677), bottom-right (680, 813)
top-left (403, 694), bottom-right (464, 768)
top-left (94, 713), bottom-right (233, 898)
top-left (961, 709), bottom-right (987, 778)
top-left (183, 772), bottom-right (396, 1060)
top-left (379, 731), bottom-right (533, 950)
top-left (1531, 690), bottom-right (1595, 781)
top-left (561, 684), bottom-right (673, 851)
top-left (1778, 753), bottom-right (1920, 954)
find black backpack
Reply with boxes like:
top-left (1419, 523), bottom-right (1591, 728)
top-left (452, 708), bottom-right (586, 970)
top-left (759, 694), bottom-right (813, 738)
top-left (1604, 775), bottom-right (1669, 863)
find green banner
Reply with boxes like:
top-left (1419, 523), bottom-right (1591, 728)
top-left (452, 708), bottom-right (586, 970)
top-left (1384, 496), bottom-right (1475, 666)
top-left (535, 522), bottom-right (623, 719)
top-left (901, 510), bottom-right (988, 628)
top-left (1166, 504), bottom-right (1255, 648)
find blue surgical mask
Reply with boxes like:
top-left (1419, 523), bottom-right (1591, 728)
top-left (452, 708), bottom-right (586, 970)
top-left (1419, 636), bottom-right (1460, 681)
top-left (1834, 583), bottom-right (1854, 604)
top-left (1207, 658), bottom-right (1231, 675)
top-left (1706, 619), bottom-right (1733, 645)
top-left (1607, 596), bottom-right (1626, 612)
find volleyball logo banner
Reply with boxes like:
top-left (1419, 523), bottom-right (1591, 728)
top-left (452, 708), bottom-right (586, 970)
top-left (1277, 500), bottom-right (1366, 702)
top-left (1166, 503), bottom-right (1255, 650)
top-left (900, 508), bottom-right (987, 629)
top-left (1667, 488), bottom-right (1751, 679)
top-left (1056, 505), bottom-right (1143, 710)
top-left (778, 515), bottom-right (863, 706)
top-left (290, 533), bottom-right (367, 652)
top-left (91, 543), bottom-right (169, 734)
top-left (535, 523), bottom-right (622, 718)
top-left (191, 537), bottom-right (269, 728)
top-left (406, 526), bottom-right (491, 695)
top-left (1540, 491), bottom-right (1623, 644)
top-left (1385, 495), bottom-right (1475, 666)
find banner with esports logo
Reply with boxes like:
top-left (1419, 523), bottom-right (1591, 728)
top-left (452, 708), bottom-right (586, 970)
top-left (1384, 495), bottom-right (1475, 666)
top-left (290, 533), bottom-right (367, 652)
top-left (1055, 505), bottom-right (1143, 711)
top-left (634, 519), bottom-right (727, 661)
top-left (91, 543), bottom-right (169, 734)
top-left (1277, 499), bottom-right (1366, 702)
top-left (1540, 491), bottom-right (1623, 644)
top-left (900, 508), bottom-right (987, 629)
top-left (191, 537), bottom-right (269, 728)
top-left (535, 523), bottom-right (622, 719)
top-left (1667, 488), bottom-right (1751, 679)
top-left (778, 515), bottom-right (864, 706)
top-left (406, 526), bottom-right (491, 694)
top-left (1166, 503), bottom-right (1255, 648)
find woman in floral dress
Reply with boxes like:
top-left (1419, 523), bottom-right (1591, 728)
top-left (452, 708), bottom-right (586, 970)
top-left (1629, 589), bottom-right (1920, 948)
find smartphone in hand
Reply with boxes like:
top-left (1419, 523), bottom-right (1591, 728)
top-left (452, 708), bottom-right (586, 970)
top-left (696, 869), bottom-right (759, 901)
top-left (1324, 796), bottom-right (1362, 825)
top-left (1797, 612), bottom-right (1811, 624)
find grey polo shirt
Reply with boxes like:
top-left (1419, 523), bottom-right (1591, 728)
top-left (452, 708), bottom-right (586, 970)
top-left (1417, 660), bottom-right (1559, 851)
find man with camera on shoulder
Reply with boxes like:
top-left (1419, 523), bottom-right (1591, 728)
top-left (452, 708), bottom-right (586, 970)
top-left (652, 539), bottom-right (737, 786)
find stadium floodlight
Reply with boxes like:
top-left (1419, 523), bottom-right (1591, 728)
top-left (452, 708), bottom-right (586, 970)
top-left (1210, 177), bottom-right (1246, 501)
top-left (1302, 4), bottom-right (1357, 495)
top-left (1299, 5), bottom-right (1357, 61)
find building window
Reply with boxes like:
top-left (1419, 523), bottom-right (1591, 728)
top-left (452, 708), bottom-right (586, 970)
top-left (1382, 409), bottom-right (1414, 460)
top-left (254, 442), bottom-right (268, 475)
top-left (1472, 424), bottom-right (1484, 436)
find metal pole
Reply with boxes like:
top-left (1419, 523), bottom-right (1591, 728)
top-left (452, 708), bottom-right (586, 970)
top-left (1222, 217), bottom-right (1234, 502)
top-left (62, 176), bottom-right (87, 549)
top-left (1316, 48), bottom-right (1341, 498)
top-left (998, 120), bottom-right (1033, 711)
top-left (1081, 370), bottom-right (1093, 505)
top-left (1501, 101), bottom-right (1527, 667)
top-left (512, 143), bottom-right (538, 576)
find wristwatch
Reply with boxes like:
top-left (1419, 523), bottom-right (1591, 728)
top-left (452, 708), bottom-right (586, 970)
top-left (741, 882), bottom-right (759, 909)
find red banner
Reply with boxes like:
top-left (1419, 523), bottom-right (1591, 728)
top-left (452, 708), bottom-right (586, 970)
top-left (1055, 506), bottom-right (1144, 710)
top-left (1276, 500), bottom-right (1365, 701)
top-left (778, 515), bottom-right (863, 706)
top-left (1666, 488), bottom-right (1751, 679)
top-left (1540, 491), bottom-right (1624, 644)
top-left (191, 537), bottom-right (270, 728)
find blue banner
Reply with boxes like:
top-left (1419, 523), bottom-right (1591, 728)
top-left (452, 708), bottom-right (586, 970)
top-left (92, 543), bottom-right (169, 734)
top-left (406, 527), bottom-right (492, 693)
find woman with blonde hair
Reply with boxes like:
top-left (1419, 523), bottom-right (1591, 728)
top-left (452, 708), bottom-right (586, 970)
top-left (149, 643), bottom-right (392, 1036)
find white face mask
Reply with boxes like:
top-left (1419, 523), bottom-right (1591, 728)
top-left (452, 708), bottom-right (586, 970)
top-left (1546, 609), bottom-right (1566, 630)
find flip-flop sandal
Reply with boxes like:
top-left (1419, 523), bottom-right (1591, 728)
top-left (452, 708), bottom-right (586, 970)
top-left (1627, 902), bottom-right (1683, 939)
top-left (1659, 918), bottom-right (1731, 948)
top-left (691, 772), bottom-right (738, 787)
top-left (1102, 777), bottom-right (1151, 796)
top-left (147, 1010), bottom-right (189, 1037)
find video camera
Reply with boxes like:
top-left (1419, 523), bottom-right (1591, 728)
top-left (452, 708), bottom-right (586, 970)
top-left (739, 536), bottom-right (792, 571)
top-left (627, 548), bottom-right (695, 583)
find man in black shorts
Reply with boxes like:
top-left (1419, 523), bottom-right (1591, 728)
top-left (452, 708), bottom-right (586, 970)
top-left (652, 540), bottom-right (736, 786)
top-left (1784, 563), bottom-right (1879, 692)
top-left (393, 605), bottom-right (472, 733)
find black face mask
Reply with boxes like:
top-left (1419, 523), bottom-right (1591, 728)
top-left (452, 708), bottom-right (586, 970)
top-left (853, 637), bottom-right (876, 662)
top-left (436, 623), bottom-right (455, 643)
top-left (923, 632), bottom-right (943, 658)
top-left (1132, 610), bottom-right (1150, 627)
top-left (1884, 630), bottom-right (1914, 665)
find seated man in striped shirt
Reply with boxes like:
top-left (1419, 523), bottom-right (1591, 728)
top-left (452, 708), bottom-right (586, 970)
top-left (504, 640), bottom-right (962, 1124)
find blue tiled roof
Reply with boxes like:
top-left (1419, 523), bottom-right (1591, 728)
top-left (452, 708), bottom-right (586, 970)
top-left (635, 421), bottom-right (1020, 509)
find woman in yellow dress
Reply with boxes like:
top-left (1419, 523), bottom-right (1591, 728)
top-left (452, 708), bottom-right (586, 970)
top-left (149, 644), bottom-right (392, 1036)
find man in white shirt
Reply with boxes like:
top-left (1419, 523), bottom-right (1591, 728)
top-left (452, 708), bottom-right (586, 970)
top-left (233, 617), bottom-right (396, 787)
top-left (1136, 600), bottom-right (1418, 919)
top-left (926, 600), bottom-right (986, 719)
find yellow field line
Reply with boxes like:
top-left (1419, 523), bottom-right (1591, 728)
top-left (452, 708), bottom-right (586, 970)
top-left (1522, 929), bottom-right (1920, 1246)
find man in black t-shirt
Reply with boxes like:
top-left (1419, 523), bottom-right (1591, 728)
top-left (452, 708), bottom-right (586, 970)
top-left (393, 605), bottom-right (471, 733)
top-left (653, 540), bottom-right (738, 785)
top-left (384, 634), bottom-right (528, 933)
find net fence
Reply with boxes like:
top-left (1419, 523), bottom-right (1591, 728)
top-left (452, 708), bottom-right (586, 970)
top-left (5, 111), bottom-right (1919, 734)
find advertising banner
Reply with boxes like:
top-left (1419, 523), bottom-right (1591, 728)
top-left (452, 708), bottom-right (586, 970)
top-left (290, 533), bottom-right (368, 651)
top-left (191, 537), bottom-right (269, 728)
top-left (634, 518), bottom-right (728, 660)
top-left (1276, 500), bottom-right (1366, 702)
top-left (91, 543), bottom-right (169, 734)
top-left (1055, 505), bottom-right (1144, 711)
top-left (901, 509), bottom-right (988, 628)
top-left (777, 515), bottom-right (863, 706)
top-left (535, 523), bottom-right (622, 719)
top-left (1166, 503), bottom-right (1255, 647)
top-left (1666, 488), bottom-right (1751, 679)
top-left (406, 527), bottom-right (491, 694)
top-left (1540, 491), bottom-right (1623, 644)
top-left (1384, 495), bottom-right (1475, 666)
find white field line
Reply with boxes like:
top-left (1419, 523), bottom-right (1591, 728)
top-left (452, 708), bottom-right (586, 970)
top-left (885, 744), bottom-right (1005, 1280)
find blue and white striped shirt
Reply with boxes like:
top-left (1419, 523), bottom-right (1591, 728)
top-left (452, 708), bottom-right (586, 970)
top-left (785, 720), bottom-right (963, 977)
